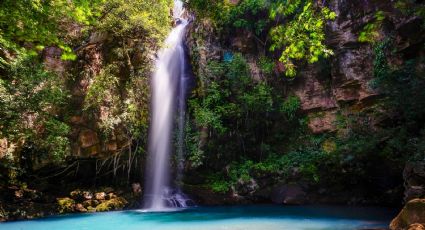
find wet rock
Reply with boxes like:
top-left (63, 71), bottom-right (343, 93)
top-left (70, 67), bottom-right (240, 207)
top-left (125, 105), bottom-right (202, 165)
top-left (95, 197), bottom-right (128, 212)
top-left (70, 190), bottom-right (84, 201)
top-left (107, 193), bottom-right (117, 200)
top-left (75, 203), bottom-right (87, 213)
top-left (83, 191), bottom-right (93, 200)
top-left (14, 190), bottom-right (24, 199)
top-left (95, 192), bottom-right (106, 201)
top-left (404, 162), bottom-right (425, 202)
top-left (390, 199), bottom-right (425, 230)
top-left (132, 183), bottom-right (142, 196)
top-left (271, 184), bottom-right (307, 205)
top-left (235, 178), bottom-right (259, 196)
top-left (82, 200), bottom-right (99, 208)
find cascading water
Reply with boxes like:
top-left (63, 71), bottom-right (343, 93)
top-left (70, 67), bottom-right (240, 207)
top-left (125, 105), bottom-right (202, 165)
top-left (142, 0), bottom-right (193, 211)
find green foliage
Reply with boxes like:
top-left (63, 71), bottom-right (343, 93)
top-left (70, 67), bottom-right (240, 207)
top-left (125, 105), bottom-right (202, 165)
top-left (394, 0), bottom-right (425, 22)
top-left (97, 0), bottom-right (173, 40)
top-left (0, 0), bottom-right (104, 61)
top-left (184, 119), bottom-right (205, 168)
top-left (269, 1), bottom-right (336, 77)
top-left (0, 54), bottom-right (70, 161)
top-left (208, 174), bottom-right (231, 193)
top-left (188, 0), bottom-right (336, 78)
top-left (188, 0), bottom-right (268, 34)
top-left (258, 56), bottom-right (275, 75)
top-left (207, 147), bottom-right (328, 193)
top-left (358, 11), bottom-right (385, 43)
top-left (187, 53), bottom-right (306, 182)
top-left (280, 96), bottom-right (301, 120)
top-left (85, 65), bottom-right (120, 110)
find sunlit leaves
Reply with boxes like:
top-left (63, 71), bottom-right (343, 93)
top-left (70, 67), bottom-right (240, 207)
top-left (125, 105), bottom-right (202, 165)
top-left (0, 0), bottom-right (104, 62)
top-left (269, 1), bottom-right (336, 77)
top-left (358, 11), bottom-right (385, 43)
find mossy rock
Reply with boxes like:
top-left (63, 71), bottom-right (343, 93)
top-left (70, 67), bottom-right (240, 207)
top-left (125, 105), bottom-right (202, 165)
top-left (87, 206), bottom-right (96, 213)
top-left (95, 197), bottom-right (128, 212)
top-left (390, 199), bottom-right (425, 230)
top-left (57, 198), bottom-right (75, 213)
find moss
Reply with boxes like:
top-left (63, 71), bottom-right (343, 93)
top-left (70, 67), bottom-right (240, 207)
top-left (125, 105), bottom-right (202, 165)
top-left (95, 197), bottom-right (128, 212)
top-left (322, 139), bottom-right (337, 153)
top-left (57, 198), bottom-right (75, 213)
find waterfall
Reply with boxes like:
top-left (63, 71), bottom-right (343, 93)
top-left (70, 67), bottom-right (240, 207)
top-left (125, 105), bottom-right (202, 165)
top-left (142, 0), bottom-right (192, 211)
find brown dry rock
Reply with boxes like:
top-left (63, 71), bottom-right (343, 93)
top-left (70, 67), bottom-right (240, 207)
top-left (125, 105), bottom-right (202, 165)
top-left (78, 129), bottom-right (100, 148)
top-left (390, 199), bottom-right (425, 230)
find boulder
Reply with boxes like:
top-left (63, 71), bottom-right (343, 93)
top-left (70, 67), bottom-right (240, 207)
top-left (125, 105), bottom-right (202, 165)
top-left (132, 183), bottom-right (142, 196)
top-left (57, 198), bottom-right (75, 213)
top-left (408, 224), bottom-right (425, 230)
top-left (270, 184), bottom-right (307, 205)
top-left (235, 178), bottom-right (259, 196)
top-left (70, 190), bottom-right (84, 201)
top-left (95, 192), bottom-right (106, 201)
top-left (75, 203), bottom-right (87, 213)
top-left (106, 193), bottom-right (117, 200)
top-left (82, 199), bottom-right (99, 208)
top-left (390, 199), bottom-right (425, 230)
top-left (83, 191), bottom-right (93, 200)
top-left (404, 162), bottom-right (425, 202)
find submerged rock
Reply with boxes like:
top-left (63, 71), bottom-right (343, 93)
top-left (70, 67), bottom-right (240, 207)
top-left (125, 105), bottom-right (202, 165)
top-left (390, 199), bottom-right (425, 230)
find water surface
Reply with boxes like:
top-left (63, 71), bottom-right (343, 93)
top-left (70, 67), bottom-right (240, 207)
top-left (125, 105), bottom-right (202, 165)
top-left (0, 205), bottom-right (396, 230)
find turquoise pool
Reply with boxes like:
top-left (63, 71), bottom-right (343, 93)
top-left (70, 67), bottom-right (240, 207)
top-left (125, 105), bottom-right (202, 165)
top-left (0, 205), bottom-right (396, 230)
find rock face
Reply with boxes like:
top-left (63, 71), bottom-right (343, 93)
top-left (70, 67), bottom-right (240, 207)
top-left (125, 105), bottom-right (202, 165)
top-left (289, 0), bottom-right (423, 134)
top-left (270, 184), bottom-right (307, 205)
top-left (390, 199), bottom-right (425, 230)
top-left (404, 163), bottom-right (425, 202)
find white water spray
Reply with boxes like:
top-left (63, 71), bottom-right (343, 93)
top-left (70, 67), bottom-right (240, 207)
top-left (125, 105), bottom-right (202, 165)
top-left (142, 0), bottom-right (192, 211)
